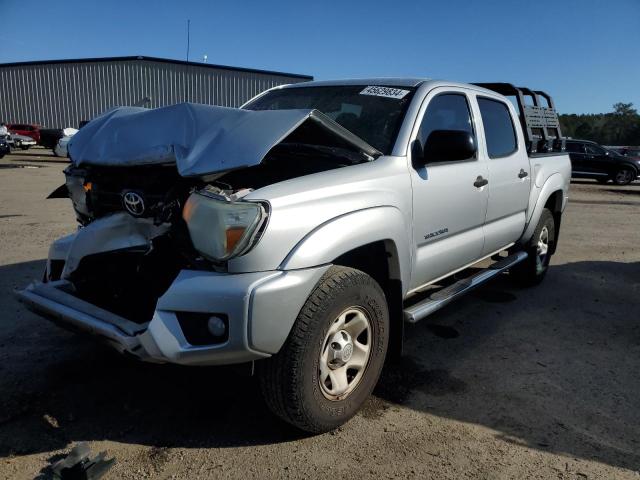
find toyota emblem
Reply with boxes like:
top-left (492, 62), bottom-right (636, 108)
top-left (122, 191), bottom-right (146, 216)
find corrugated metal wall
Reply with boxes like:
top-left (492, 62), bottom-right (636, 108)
top-left (0, 59), bottom-right (309, 128)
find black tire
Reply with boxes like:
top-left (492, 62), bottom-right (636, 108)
top-left (595, 177), bottom-right (609, 184)
top-left (511, 208), bottom-right (556, 286)
top-left (613, 167), bottom-right (634, 186)
top-left (258, 266), bottom-right (389, 433)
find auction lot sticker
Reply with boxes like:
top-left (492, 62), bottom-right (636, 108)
top-left (360, 86), bottom-right (410, 99)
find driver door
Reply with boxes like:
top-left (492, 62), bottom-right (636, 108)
top-left (408, 88), bottom-right (488, 291)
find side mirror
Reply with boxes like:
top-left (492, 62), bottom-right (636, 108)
top-left (422, 130), bottom-right (476, 164)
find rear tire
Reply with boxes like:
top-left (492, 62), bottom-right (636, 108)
top-left (511, 208), bottom-right (556, 286)
top-left (613, 168), bottom-right (634, 185)
top-left (258, 266), bottom-right (389, 433)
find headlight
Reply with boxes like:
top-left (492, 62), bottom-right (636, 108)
top-left (182, 190), bottom-right (267, 261)
top-left (65, 171), bottom-right (92, 219)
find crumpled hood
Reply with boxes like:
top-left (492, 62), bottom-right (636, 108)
top-left (68, 102), bottom-right (379, 177)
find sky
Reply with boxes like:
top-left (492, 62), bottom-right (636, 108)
top-left (1, 0), bottom-right (638, 114)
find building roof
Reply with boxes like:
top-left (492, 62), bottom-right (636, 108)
top-left (0, 55), bottom-right (313, 80)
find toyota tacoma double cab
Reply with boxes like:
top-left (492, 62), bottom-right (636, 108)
top-left (18, 79), bottom-right (571, 433)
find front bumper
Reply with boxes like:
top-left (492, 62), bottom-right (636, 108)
top-left (17, 265), bottom-right (329, 366)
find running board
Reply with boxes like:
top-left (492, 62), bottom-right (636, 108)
top-left (403, 251), bottom-right (528, 324)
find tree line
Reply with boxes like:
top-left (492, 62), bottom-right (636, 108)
top-left (559, 103), bottom-right (640, 146)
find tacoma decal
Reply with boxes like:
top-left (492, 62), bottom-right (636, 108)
top-left (424, 228), bottom-right (449, 240)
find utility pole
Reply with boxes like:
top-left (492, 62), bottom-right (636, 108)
top-left (186, 19), bottom-right (191, 62)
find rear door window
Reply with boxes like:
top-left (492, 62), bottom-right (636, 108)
top-left (585, 144), bottom-right (606, 155)
top-left (477, 98), bottom-right (518, 158)
top-left (566, 142), bottom-right (585, 153)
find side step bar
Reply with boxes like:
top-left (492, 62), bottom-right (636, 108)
top-left (403, 251), bottom-right (528, 323)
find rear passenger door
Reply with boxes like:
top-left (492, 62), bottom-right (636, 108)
top-left (475, 95), bottom-right (531, 256)
top-left (584, 143), bottom-right (610, 174)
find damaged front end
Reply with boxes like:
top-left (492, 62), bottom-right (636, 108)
top-left (18, 102), bottom-right (374, 364)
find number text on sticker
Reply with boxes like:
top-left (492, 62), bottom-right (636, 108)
top-left (360, 86), bottom-right (410, 99)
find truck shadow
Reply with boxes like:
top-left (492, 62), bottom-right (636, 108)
top-left (0, 259), bottom-right (639, 472)
top-left (375, 259), bottom-right (640, 472)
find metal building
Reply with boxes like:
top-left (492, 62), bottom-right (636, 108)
top-left (0, 56), bottom-right (312, 128)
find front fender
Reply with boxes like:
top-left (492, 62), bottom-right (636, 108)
top-left (280, 206), bottom-right (412, 295)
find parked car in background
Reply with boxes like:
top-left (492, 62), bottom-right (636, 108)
top-left (7, 124), bottom-right (42, 143)
top-left (54, 128), bottom-right (79, 157)
top-left (40, 128), bottom-right (65, 150)
top-left (0, 137), bottom-right (9, 158)
top-left (11, 134), bottom-right (37, 150)
top-left (566, 139), bottom-right (640, 185)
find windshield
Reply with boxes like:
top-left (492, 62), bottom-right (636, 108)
top-left (244, 85), bottom-right (416, 154)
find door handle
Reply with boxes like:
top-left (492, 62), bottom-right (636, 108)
top-left (518, 169), bottom-right (529, 179)
top-left (473, 176), bottom-right (488, 188)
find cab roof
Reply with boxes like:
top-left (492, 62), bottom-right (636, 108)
top-left (282, 78), bottom-right (429, 88)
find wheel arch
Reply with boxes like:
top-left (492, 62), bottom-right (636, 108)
top-left (521, 174), bottom-right (566, 251)
top-left (280, 207), bottom-right (411, 359)
top-left (543, 190), bottom-right (563, 255)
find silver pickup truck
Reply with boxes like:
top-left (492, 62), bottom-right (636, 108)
top-left (18, 79), bottom-right (571, 433)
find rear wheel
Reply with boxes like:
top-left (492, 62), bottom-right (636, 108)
top-left (259, 266), bottom-right (389, 433)
top-left (511, 208), bottom-right (556, 286)
top-left (613, 168), bottom-right (634, 185)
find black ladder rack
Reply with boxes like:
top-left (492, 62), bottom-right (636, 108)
top-left (473, 83), bottom-right (566, 155)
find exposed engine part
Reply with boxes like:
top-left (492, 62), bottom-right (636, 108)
top-left (67, 236), bottom-right (188, 323)
top-left (60, 212), bottom-right (170, 279)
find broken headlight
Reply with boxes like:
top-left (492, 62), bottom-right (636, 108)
top-left (182, 190), bottom-right (267, 261)
top-left (64, 170), bottom-right (92, 221)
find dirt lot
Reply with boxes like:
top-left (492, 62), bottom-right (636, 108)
top-left (0, 148), bottom-right (639, 479)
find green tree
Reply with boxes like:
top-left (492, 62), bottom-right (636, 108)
top-left (559, 103), bottom-right (640, 145)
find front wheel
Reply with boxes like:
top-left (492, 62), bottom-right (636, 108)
top-left (511, 208), bottom-right (556, 286)
top-left (259, 266), bottom-right (389, 433)
top-left (613, 168), bottom-right (634, 185)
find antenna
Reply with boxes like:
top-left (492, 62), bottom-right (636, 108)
top-left (186, 19), bottom-right (191, 62)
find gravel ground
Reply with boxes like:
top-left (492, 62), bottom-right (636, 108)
top-left (0, 148), bottom-right (639, 479)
